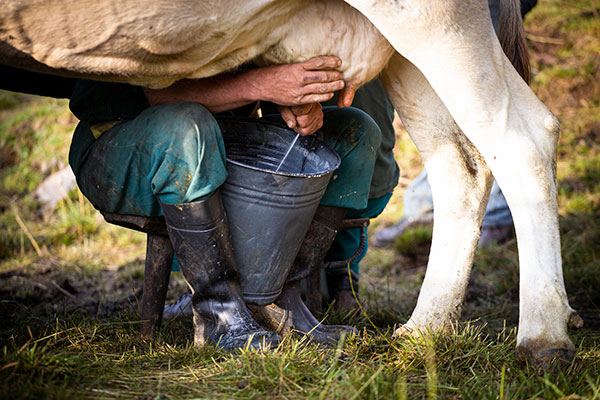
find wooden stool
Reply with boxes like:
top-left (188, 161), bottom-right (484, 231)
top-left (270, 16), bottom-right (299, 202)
top-left (305, 217), bottom-right (370, 315)
top-left (101, 212), bottom-right (174, 337)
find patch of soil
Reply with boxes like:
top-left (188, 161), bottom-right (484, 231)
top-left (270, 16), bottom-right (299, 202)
top-left (0, 257), bottom-right (147, 320)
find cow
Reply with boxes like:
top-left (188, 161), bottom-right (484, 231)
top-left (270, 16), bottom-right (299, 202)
top-left (0, 0), bottom-right (582, 367)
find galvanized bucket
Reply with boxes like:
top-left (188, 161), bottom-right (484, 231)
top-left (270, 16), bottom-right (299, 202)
top-left (217, 117), bottom-right (340, 305)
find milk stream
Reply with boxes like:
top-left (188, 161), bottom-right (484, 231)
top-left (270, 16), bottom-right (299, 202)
top-left (275, 133), bottom-right (300, 172)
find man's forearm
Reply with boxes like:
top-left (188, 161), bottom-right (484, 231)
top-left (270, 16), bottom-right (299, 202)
top-left (144, 69), bottom-right (264, 113)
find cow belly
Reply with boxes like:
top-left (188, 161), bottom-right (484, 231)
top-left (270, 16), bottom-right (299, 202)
top-left (0, 0), bottom-right (309, 87)
top-left (1, 0), bottom-right (392, 89)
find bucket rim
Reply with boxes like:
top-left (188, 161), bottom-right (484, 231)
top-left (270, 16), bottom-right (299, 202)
top-left (217, 116), bottom-right (341, 178)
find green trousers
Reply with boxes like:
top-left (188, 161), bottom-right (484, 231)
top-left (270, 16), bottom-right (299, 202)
top-left (70, 102), bottom-right (381, 217)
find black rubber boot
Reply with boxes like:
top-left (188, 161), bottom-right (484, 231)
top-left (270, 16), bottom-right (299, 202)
top-left (250, 206), bottom-right (357, 345)
top-left (326, 268), bottom-right (360, 313)
top-left (161, 192), bottom-right (279, 351)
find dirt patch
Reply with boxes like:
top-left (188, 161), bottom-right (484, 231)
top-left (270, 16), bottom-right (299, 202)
top-left (0, 257), bottom-right (146, 320)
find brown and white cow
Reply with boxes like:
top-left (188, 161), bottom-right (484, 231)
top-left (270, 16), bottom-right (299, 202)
top-left (0, 0), bottom-right (581, 366)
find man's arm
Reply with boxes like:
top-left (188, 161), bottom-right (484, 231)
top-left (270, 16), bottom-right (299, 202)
top-left (144, 56), bottom-right (345, 135)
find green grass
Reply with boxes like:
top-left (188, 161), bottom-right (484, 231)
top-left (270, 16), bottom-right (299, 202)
top-left (393, 226), bottom-right (433, 259)
top-left (1, 0), bottom-right (600, 398)
top-left (1, 316), bottom-right (599, 399)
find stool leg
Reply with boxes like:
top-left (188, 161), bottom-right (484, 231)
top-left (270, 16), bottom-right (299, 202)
top-left (141, 233), bottom-right (174, 337)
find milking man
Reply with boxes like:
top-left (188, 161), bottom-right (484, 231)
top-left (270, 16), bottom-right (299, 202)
top-left (67, 56), bottom-right (397, 350)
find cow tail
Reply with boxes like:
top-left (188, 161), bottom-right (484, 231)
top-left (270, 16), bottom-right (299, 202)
top-left (498, 0), bottom-right (531, 83)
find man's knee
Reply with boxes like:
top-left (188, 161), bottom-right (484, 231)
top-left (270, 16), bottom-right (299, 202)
top-left (155, 102), bottom-right (218, 134)
top-left (346, 107), bottom-right (382, 151)
top-left (140, 102), bottom-right (228, 203)
top-left (324, 107), bottom-right (382, 158)
top-left (143, 102), bottom-right (222, 150)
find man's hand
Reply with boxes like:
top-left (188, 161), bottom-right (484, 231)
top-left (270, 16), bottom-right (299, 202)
top-left (252, 56), bottom-right (345, 106)
top-left (144, 55), bottom-right (345, 120)
top-left (279, 103), bottom-right (323, 136)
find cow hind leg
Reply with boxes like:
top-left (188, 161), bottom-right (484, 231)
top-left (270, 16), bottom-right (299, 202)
top-left (352, 0), bottom-right (579, 367)
top-left (382, 54), bottom-right (494, 335)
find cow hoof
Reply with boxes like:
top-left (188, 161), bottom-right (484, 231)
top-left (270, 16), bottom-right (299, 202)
top-left (393, 320), bottom-right (454, 338)
top-left (393, 325), bottom-right (413, 338)
top-left (516, 342), bottom-right (576, 372)
top-left (568, 311), bottom-right (584, 329)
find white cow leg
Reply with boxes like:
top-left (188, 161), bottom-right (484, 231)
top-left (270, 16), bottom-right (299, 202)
top-left (382, 54), bottom-right (494, 334)
top-left (479, 75), bottom-right (583, 363)
top-left (360, 0), bottom-right (580, 365)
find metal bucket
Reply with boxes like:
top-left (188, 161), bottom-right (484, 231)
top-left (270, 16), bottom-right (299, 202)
top-left (217, 117), bottom-right (340, 305)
